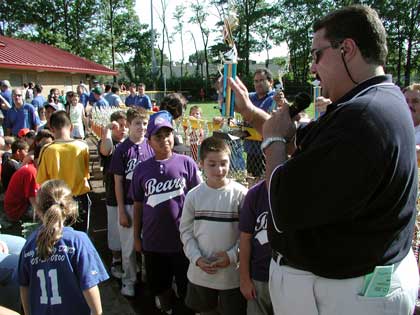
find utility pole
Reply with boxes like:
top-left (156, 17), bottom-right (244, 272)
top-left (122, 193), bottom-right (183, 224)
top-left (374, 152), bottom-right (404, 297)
top-left (110, 0), bottom-right (116, 83)
top-left (151, 0), bottom-right (157, 89)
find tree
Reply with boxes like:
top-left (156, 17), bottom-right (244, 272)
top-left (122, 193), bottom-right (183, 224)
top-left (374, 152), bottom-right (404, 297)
top-left (173, 4), bottom-right (186, 81)
top-left (190, 0), bottom-right (211, 91)
top-left (373, 0), bottom-right (420, 86)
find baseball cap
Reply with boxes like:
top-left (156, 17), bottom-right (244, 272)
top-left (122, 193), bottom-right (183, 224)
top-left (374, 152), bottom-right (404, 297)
top-left (92, 86), bottom-right (102, 95)
top-left (44, 102), bottom-right (58, 111)
top-left (18, 128), bottom-right (30, 138)
top-left (146, 111), bottom-right (173, 138)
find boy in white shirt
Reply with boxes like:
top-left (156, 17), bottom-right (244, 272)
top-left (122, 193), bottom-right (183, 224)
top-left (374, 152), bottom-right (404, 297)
top-left (180, 136), bottom-right (248, 315)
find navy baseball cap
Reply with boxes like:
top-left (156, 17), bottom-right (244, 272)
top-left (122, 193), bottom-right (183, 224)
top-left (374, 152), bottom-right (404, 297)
top-left (146, 111), bottom-right (173, 139)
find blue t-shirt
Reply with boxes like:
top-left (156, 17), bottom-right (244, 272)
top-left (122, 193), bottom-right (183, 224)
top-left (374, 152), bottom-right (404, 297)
top-left (88, 92), bottom-right (95, 104)
top-left (244, 90), bottom-right (275, 154)
top-left (239, 180), bottom-right (272, 282)
top-left (136, 95), bottom-right (152, 110)
top-left (131, 153), bottom-right (201, 253)
top-left (18, 227), bottom-right (109, 315)
top-left (94, 97), bottom-right (109, 108)
top-left (125, 94), bottom-right (137, 106)
top-left (31, 95), bottom-right (46, 109)
top-left (5, 104), bottom-right (40, 136)
top-left (79, 93), bottom-right (89, 107)
top-left (105, 93), bottom-right (122, 107)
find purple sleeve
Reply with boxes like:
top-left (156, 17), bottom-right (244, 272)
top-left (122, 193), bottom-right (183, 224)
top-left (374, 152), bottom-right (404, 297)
top-left (186, 158), bottom-right (201, 191)
top-left (108, 145), bottom-right (124, 175)
top-left (75, 234), bottom-right (109, 290)
top-left (239, 187), bottom-right (257, 234)
top-left (130, 167), bottom-right (145, 202)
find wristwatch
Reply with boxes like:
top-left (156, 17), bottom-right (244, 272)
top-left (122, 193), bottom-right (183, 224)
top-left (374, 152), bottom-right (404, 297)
top-left (260, 136), bottom-right (288, 152)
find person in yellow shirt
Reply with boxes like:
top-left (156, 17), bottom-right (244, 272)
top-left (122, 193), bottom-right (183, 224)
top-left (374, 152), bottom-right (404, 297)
top-left (36, 110), bottom-right (91, 232)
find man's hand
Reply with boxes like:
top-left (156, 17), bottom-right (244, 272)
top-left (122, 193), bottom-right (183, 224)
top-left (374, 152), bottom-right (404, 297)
top-left (196, 257), bottom-right (217, 274)
top-left (273, 91), bottom-right (287, 109)
top-left (119, 210), bottom-right (131, 228)
top-left (228, 77), bottom-right (254, 116)
top-left (240, 277), bottom-right (256, 300)
top-left (262, 102), bottom-right (296, 140)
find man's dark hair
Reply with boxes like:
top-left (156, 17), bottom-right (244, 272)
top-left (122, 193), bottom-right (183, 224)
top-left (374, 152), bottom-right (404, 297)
top-left (313, 5), bottom-right (387, 65)
top-left (105, 84), bottom-right (112, 92)
top-left (50, 110), bottom-right (72, 129)
top-left (111, 86), bottom-right (119, 94)
top-left (11, 139), bottom-right (29, 154)
top-left (254, 68), bottom-right (273, 82)
top-left (138, 83), bottom-right (146, 88)
top-left (199, 136), bottom-right (231, 161)
top-left (34, 84), bottom-right (43, 94)
top-left (110, 110), bottom-right (127, 122)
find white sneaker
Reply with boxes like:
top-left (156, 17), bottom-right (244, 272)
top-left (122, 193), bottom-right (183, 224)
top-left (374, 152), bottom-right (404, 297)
top-left (110, 261), bottom-right (123, 279)
top-left (121, 284), bottom-right (135, 297)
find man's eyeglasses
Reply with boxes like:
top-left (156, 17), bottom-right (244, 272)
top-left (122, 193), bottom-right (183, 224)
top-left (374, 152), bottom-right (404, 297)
top-left (14, 94), bottom-right (23, 97)
top-left (311, 45), bottom-right (332, 64)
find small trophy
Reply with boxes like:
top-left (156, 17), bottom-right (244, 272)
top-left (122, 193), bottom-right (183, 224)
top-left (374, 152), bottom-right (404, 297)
top-left (221, 13), bottom-right (238, 118)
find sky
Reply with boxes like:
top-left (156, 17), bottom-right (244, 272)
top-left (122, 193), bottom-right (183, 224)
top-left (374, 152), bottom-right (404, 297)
top-left (134, 0), bottom-right (288, 63)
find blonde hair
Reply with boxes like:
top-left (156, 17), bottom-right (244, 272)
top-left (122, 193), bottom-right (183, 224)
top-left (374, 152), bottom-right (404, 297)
top-left (403, 83), bottom-right (420, 93)
top-left (36, 180), bottom-right (78, 260)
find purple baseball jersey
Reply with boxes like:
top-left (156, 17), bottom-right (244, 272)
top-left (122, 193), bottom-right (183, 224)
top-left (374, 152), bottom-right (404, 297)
top-left (108, 138), bottom-right (154, 204)
top-left (239, 180), bottom-right (272, 282)
top-left (18, 227), bottom-right (109, 315)
top-left (131, 153), bottom-right (201, 253)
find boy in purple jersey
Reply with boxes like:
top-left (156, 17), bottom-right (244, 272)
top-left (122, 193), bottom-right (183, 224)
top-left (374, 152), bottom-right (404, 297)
top-left (180, 136), bottom-right (248, 315)
top-left (18, 180), bottom-right (108, 315)
top-left (131, 111), bottom-right (201, 314)
top-left (98, 110), bottom-right (127, 279)
top-left (109, 108), bottom-right (154, 297)
top-left (239, 181), bottom-right (274, 315)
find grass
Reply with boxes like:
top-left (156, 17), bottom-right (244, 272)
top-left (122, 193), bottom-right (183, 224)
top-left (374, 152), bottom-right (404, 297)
top-left (186, 102), bottom-right (221, 120)
top-left (187, 100), bottom-right (316, 121)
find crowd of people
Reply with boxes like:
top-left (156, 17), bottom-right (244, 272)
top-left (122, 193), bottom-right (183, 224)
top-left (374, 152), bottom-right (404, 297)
top-left (0, 4), bottom-right (419, 315)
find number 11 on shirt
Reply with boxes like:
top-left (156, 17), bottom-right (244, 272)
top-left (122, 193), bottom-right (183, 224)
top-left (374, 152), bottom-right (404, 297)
top-left (37, 269), bottom-right (62, 305)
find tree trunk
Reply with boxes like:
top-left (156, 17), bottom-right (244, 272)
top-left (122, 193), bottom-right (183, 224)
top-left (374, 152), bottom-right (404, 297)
top-left (164, 25), bottom-right (173, 78)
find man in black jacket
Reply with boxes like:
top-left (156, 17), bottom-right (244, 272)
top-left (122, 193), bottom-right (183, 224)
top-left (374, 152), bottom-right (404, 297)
top-left (230, 5), bottom-right (418, 315)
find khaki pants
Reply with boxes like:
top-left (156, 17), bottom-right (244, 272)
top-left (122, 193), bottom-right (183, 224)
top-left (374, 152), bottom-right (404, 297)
top-left (269, 250), bottom-right (418, 315)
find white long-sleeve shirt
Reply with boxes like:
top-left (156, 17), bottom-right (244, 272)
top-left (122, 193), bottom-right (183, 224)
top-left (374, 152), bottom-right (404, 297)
top-left (180, 180), bottom-right (248, 290)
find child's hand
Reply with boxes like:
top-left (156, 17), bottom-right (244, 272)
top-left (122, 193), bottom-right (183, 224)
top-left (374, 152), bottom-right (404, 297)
top-left (119, 211), bottom-right (131, 228)
top-left (196, 257), bottom-right (217, 274)
top-left (210, 251), bottom-right (230, 268)
top-left (240, 277), bottom-right (256, 300)
top-left (134, 238), bottom-right (142, 253)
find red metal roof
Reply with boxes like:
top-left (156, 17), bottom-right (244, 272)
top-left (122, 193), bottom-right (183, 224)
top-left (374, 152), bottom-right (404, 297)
top-left (0, 36), bottom-right (117, 76)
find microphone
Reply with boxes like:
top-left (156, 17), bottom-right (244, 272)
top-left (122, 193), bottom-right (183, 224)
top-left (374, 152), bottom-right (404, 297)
top-left (288, 92), bottom-right (311, 118)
